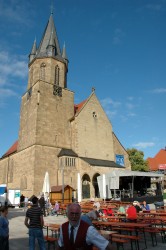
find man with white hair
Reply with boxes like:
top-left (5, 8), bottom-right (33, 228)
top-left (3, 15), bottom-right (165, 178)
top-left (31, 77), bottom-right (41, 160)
top-left (57, 203), bottom-right (115, 250)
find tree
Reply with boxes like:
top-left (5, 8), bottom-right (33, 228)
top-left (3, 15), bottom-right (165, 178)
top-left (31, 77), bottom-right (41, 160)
top-left (127, 148), bottom-right (149, 171)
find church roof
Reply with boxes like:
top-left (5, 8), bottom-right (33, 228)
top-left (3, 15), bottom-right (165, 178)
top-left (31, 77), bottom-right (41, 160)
top-left (74, 99), bottom-right (87, 115)
top-left (58, 148), bottom-right (78, 157)
top-left (1, 141), bottom-right (18, 158)
top-left (29, 14), bottom-right (67, 64)
top-left (37, 14), bottom-right (61, 57)
top-left (147, 148), bottom-right (166, 171)
top-left (80, 157), bottom-right (124, 168)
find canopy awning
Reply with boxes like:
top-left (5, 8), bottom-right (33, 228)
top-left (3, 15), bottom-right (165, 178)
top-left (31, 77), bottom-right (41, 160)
top-left (108, 169), bottom-right (164, 178)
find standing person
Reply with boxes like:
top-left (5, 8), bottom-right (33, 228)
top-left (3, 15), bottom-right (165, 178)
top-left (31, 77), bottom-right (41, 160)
top-left (24, 196), bottom-right (46, 250)
top-left (57, 203), bottom-right (115, 250)
top-left (20, 194), bottom-right (25, 208)
top-left (0, 206), bottom-right (9, 250)
top-left (39, 194), bottom-right (46, 217)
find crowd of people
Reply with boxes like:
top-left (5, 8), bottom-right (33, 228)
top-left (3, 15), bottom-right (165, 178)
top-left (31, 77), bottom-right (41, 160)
top-left (0, 196), bottom-right (152, 250)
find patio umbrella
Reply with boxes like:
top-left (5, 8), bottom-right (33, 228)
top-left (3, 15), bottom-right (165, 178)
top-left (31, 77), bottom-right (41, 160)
top-left (42, 172), bottom-right (50, 195)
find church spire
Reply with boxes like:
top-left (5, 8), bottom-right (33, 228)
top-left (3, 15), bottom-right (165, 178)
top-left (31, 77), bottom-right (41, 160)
top-left (36, 14), bottom-right (61, 58)
top-left (62, 42), bottom-right (69, 67)
top-left (47, 30), bottom-right (56, 56)
top-left (29, 38), bottom-right (37, 63)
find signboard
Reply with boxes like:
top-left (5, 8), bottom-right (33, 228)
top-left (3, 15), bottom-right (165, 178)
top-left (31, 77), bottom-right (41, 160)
top-left (116, 154), bottom-right (124, 166)
top-left (15, 192), bottom-right (20, 198)
top-left (158, 164), bottom-right (166, 170)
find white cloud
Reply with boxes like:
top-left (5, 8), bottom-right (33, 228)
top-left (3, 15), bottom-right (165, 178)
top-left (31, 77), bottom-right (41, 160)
top-left (0, 0), bottom-right (34, 26)
top-left (126, 103), bottom-right (135, 110)
top-left (101, 97), bottom-right (121, 109)
top-left (0, 88), bottom-right (17, 97)
top-left (146, 4), bottom-right (162, 11)
top-left (127, 112), bottom-right (136, 117)
top-left (152, 88), bottom-right (166, 93)
top-left (0, 50), bottom-right (27, 87)
top-left (127, 96), bottom-right (134, 101)
top-left (133, 142), bottom-right (155, 149)
top-left (113, 28), bottom-right (125, 45)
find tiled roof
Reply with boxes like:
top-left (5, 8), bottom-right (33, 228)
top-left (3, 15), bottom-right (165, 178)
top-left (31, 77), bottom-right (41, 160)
top-left (147, 149), bottom-right (166, 171)
top-left (2, 141), bottom-right (18, 158)
top-left (80, 157), bottom-right (124, 168)
top-left (74, 99), bottom-right (86, 115)
top-left (58, 148), bottom-right (78, 157)
top-left (51, 185), bottom-right (75, 192)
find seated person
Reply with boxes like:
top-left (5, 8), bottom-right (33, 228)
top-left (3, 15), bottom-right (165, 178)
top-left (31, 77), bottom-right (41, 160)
top-left (126, 203), bottom-right (137, 222)
top-left (107, 208), bottom-right (114, 216)
top-left (51, 201), bottom-right (60, 216)
top-left (133, 201), bottom-right (142, 213)
top-left (81, 206), bottom-right (99, 225)
top-left (117, 205), bottom-right (125, 214)
top-left (102, 208), bottom-right (108, 216)
top-left (142, 200), bottom-right (150, 211)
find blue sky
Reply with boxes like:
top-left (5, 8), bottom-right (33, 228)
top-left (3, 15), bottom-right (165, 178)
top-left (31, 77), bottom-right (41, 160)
top-left (0, 0), bottom-right (166, 159)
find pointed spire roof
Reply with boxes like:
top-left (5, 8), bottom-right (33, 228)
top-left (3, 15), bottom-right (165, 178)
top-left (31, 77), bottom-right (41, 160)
top-left (30, 38), bottom-right (37, 55)
top-left (37, 14), bottom-right (61, 58)
top-left (47, 30), bottom-right (56, 48)
top-left (62, 43), bottom-right (68, 61)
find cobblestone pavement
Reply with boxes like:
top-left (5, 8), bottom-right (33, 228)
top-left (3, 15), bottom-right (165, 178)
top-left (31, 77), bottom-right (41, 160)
top-left (8, 208), bottom-right (166, 250)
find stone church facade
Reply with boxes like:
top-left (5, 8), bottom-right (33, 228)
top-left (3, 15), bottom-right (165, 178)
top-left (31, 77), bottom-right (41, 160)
top-left (0, 14), bottom-right (131, 200)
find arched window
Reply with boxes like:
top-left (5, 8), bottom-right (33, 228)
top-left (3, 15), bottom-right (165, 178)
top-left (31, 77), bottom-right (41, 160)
top-left (55, 65), bottom-right (60, 85)
top-left (40, 63), bottom-right (46, 80)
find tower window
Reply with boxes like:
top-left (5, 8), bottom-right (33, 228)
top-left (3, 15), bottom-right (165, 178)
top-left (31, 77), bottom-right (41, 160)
top-left (27, 88), bottom-right (32, 100)
top-left (40, 63), bottom-right (46, 80)
top-left (55, 65), bottom-right (60, 85)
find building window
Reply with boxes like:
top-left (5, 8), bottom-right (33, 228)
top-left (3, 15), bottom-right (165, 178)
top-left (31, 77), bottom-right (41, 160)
top-left (27, 88), bottom-right (32, 100)
top-left (93, 111), bottom-right (97, 118)
top-left (65, 157), bottom-right (76, 167)
top-left (40, 63), bottom-right (46, 80)
top-left (55, 65), bottom-right (60, 85)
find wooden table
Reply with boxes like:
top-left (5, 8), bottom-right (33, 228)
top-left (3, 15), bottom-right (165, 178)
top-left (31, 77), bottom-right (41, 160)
top-left (44, 223), bottom-right (60, 237)
top-left (93, 221), bottom-right (151, 249)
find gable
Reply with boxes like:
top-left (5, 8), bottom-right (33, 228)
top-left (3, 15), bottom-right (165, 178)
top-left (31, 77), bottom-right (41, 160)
top-left (1, 141), bottom-right (18, 158)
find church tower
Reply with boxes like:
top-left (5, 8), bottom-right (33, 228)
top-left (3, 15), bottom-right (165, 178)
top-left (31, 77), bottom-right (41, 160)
top-left (18, 14), bottom-right (74, 152)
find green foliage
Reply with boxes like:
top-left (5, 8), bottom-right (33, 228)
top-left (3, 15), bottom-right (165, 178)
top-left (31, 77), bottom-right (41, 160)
top-left (127, 148), bottom-right (149, 171)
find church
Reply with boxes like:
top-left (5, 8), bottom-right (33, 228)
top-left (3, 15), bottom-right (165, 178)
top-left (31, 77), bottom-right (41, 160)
top-left (0, 14), bottom-right (131, 201)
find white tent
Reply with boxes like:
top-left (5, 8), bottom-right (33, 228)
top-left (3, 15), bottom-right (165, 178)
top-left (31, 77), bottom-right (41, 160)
top-left (42, 172), bottom-right (50, 195)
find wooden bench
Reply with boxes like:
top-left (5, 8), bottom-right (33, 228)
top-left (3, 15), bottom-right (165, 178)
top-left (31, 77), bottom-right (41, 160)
top-left (112, 233), bottom-right (140, 250)
top-left (111, 237), bottom-right (130, 250)
top-left (44, 236), bottom-right (57, 250)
